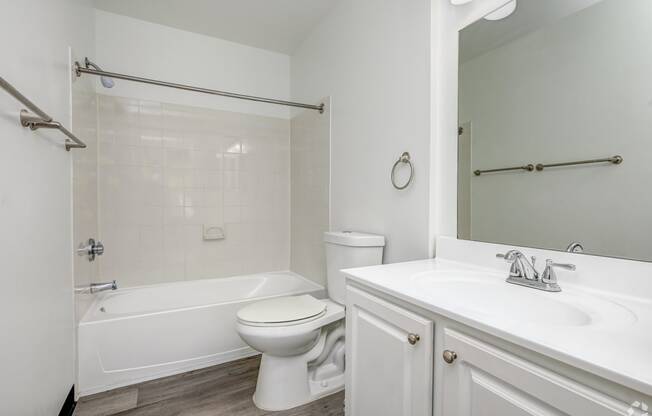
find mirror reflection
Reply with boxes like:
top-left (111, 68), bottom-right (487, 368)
top-left (458, 0), bottom-right (652, 261)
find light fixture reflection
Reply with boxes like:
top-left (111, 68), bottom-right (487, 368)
top-left (484, 0), bottom-right (517, 21)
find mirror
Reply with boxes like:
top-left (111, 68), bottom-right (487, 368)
top-left (457, 0), bottom-right (652, 261)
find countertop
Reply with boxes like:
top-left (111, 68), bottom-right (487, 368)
top-left (343, 258), bottom-right (652, 396)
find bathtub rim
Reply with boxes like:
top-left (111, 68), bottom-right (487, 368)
top-left (79, 270), bottom-right (325, 325)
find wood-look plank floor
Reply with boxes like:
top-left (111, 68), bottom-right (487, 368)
top-left (74, 356), bottom-right (344, 416)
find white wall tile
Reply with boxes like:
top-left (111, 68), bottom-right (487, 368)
top-left (98, 95), bottom-right (291, 287)
top-left (290, 101), bottom-right (331, 286)
top-left (72, 89), bottom-right (99, 323)
top-left (224, 206), bottom-right (241, 224)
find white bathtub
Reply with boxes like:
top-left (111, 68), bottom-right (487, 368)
top-left (78, 271), bottom-right (324, 396)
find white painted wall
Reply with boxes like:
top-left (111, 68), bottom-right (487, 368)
top-left (0, 0), bottom-right (95, 414)
top-left (291, 0), bottom-right (432, 263)
top-left (94, 10), bottom-right (292, 119)
top-left (459, 0), bottom-right (652, 260)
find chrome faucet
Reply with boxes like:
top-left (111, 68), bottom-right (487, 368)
top-left (497, 250), bottom-right (575, 292)
top-left (77, 238), bottom-right (105, 262)
top-left (75, 280), bottom-right (117, 294)
top-left (91, 280), bottom-right (117, 293)
top-left (497, 250), bottom-right (539, 280)
top-left (566, 241), bottom-right (584, 253)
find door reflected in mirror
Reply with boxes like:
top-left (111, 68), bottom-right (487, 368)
top-left (458, 0), bottom-right (652, 261)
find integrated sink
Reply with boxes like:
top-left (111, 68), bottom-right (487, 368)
top-left (344, 256), bottom-right (652, 398)
top-left (410, 270), bottom-right (636, 327)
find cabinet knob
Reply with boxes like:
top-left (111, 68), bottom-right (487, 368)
top-left (407, 333), bottom-right (420, 345)
top-left (443, 350), bottom-right (458, 364)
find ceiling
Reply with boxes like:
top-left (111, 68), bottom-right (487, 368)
top-left (460, 0), bottom-right (604, 63)
top-left (93, 0), bottom-right (337, 55)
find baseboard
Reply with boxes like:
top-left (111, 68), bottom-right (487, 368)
top-left (58, 385), bottom-right (76, 416)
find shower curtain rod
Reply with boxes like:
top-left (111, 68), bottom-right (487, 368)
top-left (74, 59), bottom-right (324, 113)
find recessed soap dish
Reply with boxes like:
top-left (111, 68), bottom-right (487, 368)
top-left (203, 225), bottom-right (225, 241)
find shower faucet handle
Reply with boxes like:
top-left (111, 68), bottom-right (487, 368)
top-left (77, 238), bottom-right (104, 262)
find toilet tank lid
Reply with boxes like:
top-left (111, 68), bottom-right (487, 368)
top-left (324, 231), bottom-right (385, 247)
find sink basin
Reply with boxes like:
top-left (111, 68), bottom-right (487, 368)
top-left (410, 270), bottom-right (636, 327)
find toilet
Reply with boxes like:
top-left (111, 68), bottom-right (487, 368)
top-left (236, 231), bottom-right (385, 411)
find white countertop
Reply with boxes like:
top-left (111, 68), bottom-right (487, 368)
top-left (343, 258), bottom-right (652, 396)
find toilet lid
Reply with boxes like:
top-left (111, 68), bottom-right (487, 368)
top-left (237, 295), bottom-right (327, 324)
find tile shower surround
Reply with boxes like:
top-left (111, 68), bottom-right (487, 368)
top-left (290, 103), bottom-right (330, 286)
top-left (72, 89), bottom-right (100, 320)
top-left (97, 95), bottom-right (291, 287)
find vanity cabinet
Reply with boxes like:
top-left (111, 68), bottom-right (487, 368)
top-left (441, 329), bottom-right (630, 416)
top-left (346, 286), bottom-right (434, 416)
top-left (346, 282), bottom-right (645, 416)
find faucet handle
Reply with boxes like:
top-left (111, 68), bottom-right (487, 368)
top-left (497, 251), bottom-right (527, 279)
top-left (546, 259), bottom-right (576, 271)
top-left (496, 250), bottom-right (518, 262)
top-left (541, 259), bottom-right (576, 288)
top-left (77, 238), bottom-right (105, 262)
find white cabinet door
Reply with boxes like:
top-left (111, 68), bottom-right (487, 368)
top-left (346, 286), bottom-right (433, 416)
top-left (441, 329), bottom-right (634, 416)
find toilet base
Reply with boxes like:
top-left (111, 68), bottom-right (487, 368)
top-left (252, 325), bottom-right (345, 411)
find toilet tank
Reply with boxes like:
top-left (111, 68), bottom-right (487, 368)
top-left (324, 231), bottom-right (385, 304)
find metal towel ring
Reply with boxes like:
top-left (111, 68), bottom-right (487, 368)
top-left (391, 152), bottom-right (413, 190)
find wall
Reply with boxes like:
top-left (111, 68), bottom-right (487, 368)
top-left (0, 0), bottom-right (94, 414)
top-left (290, 99), bottom-right (331, 285)
top-left (291, 0), bottom-right (432, 263)
top-left (459, 0), bottom-right (652, 260)
top-left (94, 10), bottom-right (291, 119)
top-left (96, 95), bottom-right (290, 287)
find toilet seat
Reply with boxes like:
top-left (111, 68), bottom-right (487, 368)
top-left (237, 295), bottom-right (328, 327)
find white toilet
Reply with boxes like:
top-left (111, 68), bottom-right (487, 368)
top-left (236, 231), bottom-right (385, 411)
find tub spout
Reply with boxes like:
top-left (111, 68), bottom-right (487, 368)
top-left (90, 280), bottom-right (117, 294)
top-left (76, 280), bottom-right (117, 294)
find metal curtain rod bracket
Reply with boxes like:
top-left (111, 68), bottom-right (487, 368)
top-left (535, 155), bottom-right (622, 171)
top-left (74, 59), bottom-right (325, 113)
top-left (474, 164), bottom-right (534, 176)
top-left (0, 76), bottom-right (87, 151)
top-left (19, 111), bottom-right (86, 150)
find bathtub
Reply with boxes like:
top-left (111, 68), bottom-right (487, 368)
top-left (78, 271), bottom-right (325, 396)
